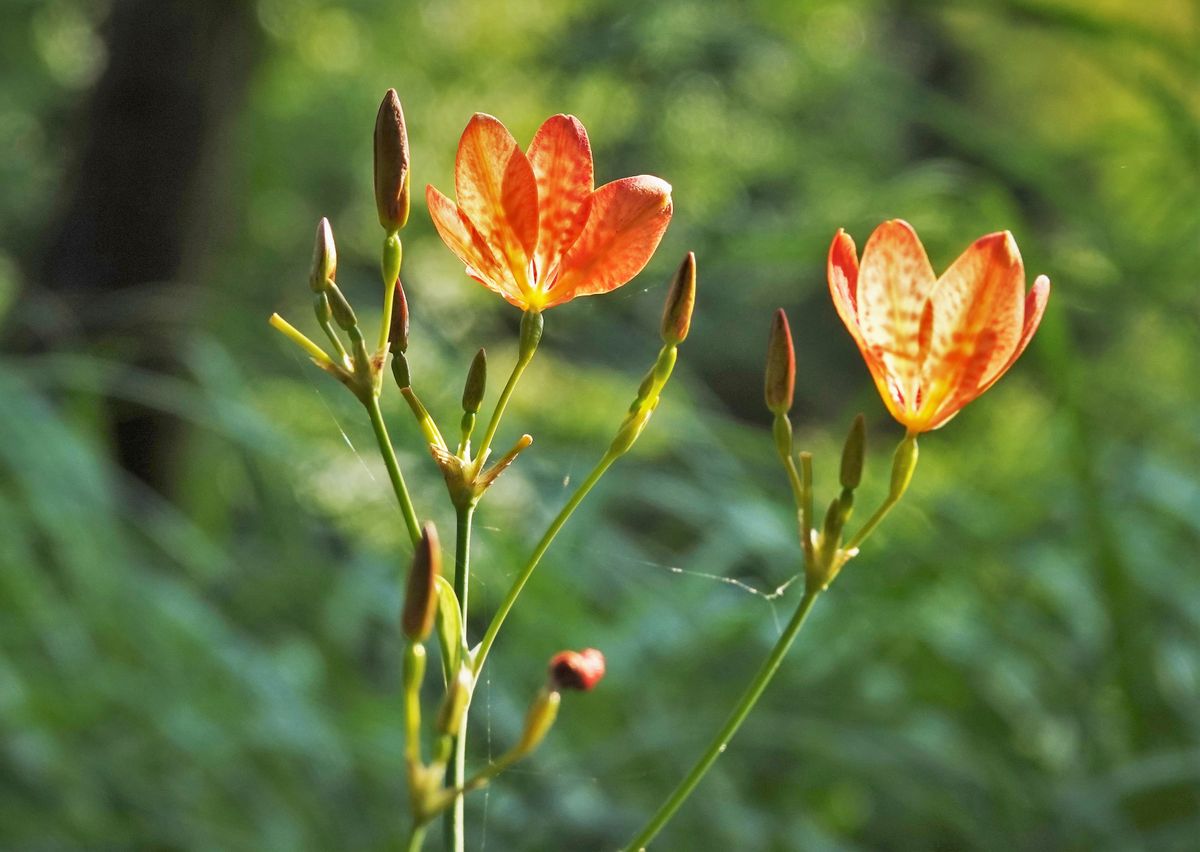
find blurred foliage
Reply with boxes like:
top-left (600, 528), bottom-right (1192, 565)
top-left (2, 0), bottom-right (1200, 850)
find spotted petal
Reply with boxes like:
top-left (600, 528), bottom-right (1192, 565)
top-left (454, 114), bottom-right (540, 292)
top-left (548, 176), bottom-right (673, 307)
top-left (527, 115), bottom-right (594, 286)
top-left (426, 184), bottom-right (523, 306)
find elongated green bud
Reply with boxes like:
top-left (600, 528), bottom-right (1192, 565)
top-left (661, 252), bottom-right (696, 345)
top-left (313, 292), bottom-right (333, 326)
top-left (515, 687), bottom-right (561, 757)
top-left (462, 349), bottom-right (487, 414)
top-left (889, 433), bottom-right (919, 500)
top-left (840, 414), bottom-right (866, 490)
top-left (519, 310), bottom-right (543, 358)
top-left (374, 88), bottom-right (410, 232)
top-left (764, 308), bottom-right (795, 415)
top-left (402, 523), bottom-right (441, 642)
top-left (326, 282), bottom-right (358, 331)
top-left (309, 217), bottom-right (336, 292)
top-left (437, 666), bottom-right (474, 736)
top-left (389, 278), bottom-right (409, 355)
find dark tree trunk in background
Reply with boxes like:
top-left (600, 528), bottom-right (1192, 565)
top-left (25, 0), bottom-right (259, 493)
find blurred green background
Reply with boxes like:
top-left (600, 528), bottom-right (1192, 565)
top-left (2, 0), bottom-right (1198, 849)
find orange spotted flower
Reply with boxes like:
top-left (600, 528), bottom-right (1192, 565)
top-left (426, 113), bottom-right (673, 311)
top-left (828, 220), bottom-right (1050, 433)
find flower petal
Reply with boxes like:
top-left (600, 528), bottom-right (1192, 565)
top-left (977, 273), bottom-right (1050, 395)
top-left (527, 115), bottom-right (594, 285)
top-left (426, 184), bottom-right (525, 306)
top-left (918, 231), bottom-right (1025, 425)
top-left (455, 114), bottom-right (539, 290)
top-left (855, 220), bottom-right (937, 414)
top-left (548, 176), bottom-right (673, 307)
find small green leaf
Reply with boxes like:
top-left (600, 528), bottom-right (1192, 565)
top-left (434, 576), bottom-right (464, 684)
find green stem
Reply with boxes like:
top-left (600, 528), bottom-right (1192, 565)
top-left (471, 312), bottom-right (542, 474)
top-left (405, 824), bottom-right (427, 852)
top-left (842, 431), bottom-right (918, 553)
top-left (364, 395), bottom-right (422, 547)
top-left (625, 587), bottom-right (822, 851)
top-left (473, 451), bottom-right (617, 676)
top-left (444, 504), bottom-right (474, 852)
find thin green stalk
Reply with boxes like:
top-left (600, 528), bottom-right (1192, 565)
top-left (472, 351), bottom-right (533, 474)
top-left (405, 824), bottom-right (426, 852)
top-left (473, 451), bottom-right (617, 676)
top-left (365, 395), bottom-right (422, 547)
top-left (444, 504), bottom-right (474, 852)
top-left (843, 431), bottom-right (918, 553)
top-left (625, 587), bottom-right (822, 851)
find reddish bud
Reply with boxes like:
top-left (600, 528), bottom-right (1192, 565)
top-left (374, 89), bottom-right (410, 231)
top-left (661, 251), bottom-right (697, 345)
top-left (389, 278), bottom-right (410, 355)
top-left (401, 523), bottom-right (440, 641)
top-left (548, 648), bottom-right (606, 692)
top-left (764, 308), bottom-right (796, 414)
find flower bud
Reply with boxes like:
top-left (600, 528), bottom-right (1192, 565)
top-left (389, 278), bottom-right (409, 355)
top-left (515, 687), bottom-right (561, 756)
top-left (764, 308), bottom-right (795, 415)
top-left (660, 251), bottom-right (696, 345)
top-left (840, 414), bottom-right (866, 490)
top-left (326, 282), bottom-right (358, 331)
top-left (309, 217), bottom-right (336, 292)
top-left (374, 89), bottom-right (410, 232)
top-left (548, 648), bottom-right (606, 692)
top-left (462, 348), bottom-right (487, 414)
top-left (402, 523), bottom-right (441, 642)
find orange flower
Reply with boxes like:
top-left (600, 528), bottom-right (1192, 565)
top-left (426, 113), bottom-right (673, 311)
top-left (828, 220), bottom-right (1050, 432)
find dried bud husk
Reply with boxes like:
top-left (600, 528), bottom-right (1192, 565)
top-left (309, 217), bottom-right (337, 292)
top-left (326, 282), bottom-right (358, 331)
top-left (548, 648), bottom-right (606, 692)
top-left (389, 278), bottom-right (410, 355)
top-left (764, 308), bottom-right (795, 415)
top-left (462, 348), bottom-right (487, 414)
top-left (515, 687), bottom-right (561, 756)
top-left (840, 414), bottom-right (866, 490)
top-left (402, 523), bottom-right (441, 641)
top-left (660, 251), bottom-right (696, 345)
top-left (374, 89), bottom-right (410, 231)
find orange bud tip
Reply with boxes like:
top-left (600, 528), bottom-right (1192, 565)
top-left (764, 308), bottom-right (796, 414)
top-left (548, 648), bottom-right (606, 692)
top-left (374, 89), bottom-right (410, 231)
top-left (660, 251), bottom-right (697, 345)
top-left (402, 522), bottom-right (441, 641)
top-left (309, 217), bottom-right (336, 292)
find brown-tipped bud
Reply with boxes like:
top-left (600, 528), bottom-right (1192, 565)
top-left (764, 308), bottom-right (796, 415)
top-left (402, 523), bottom-right (441, 641)
top-left (326, 282), bottom-right (358, 331)
top-left (840, 414), bottom-right (866, 490)
top-left (389, 278), bottom-right (409, 355)
top-left (374, 89), bottom-right (410, 232)
top-left (660, 251), bottom-right (696, 345)
top-left (309, 218), bottom-right (337, 292)
top-left (548, 648), bottom-right (606, 692)
top-left (462, 349), bottom-right (487, 414)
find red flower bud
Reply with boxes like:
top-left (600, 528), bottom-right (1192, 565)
top-left (548, 648), bottom-right (606, 692)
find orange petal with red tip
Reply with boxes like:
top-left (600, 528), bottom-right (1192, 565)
top-left (454, 114), bottom-right (540, 290)
top-left (527, 115), bottom-right (594, 284)
top-left (548, 175), bottom-right (673, 306)
top-left (828, 229), bottom-right (863, 344)
top-left (855, 220), bottom-right (937, 412)
top-left (426, 184), bottom-right (524, 306)
top-left (918, 231), bottom-right (1025, 423)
